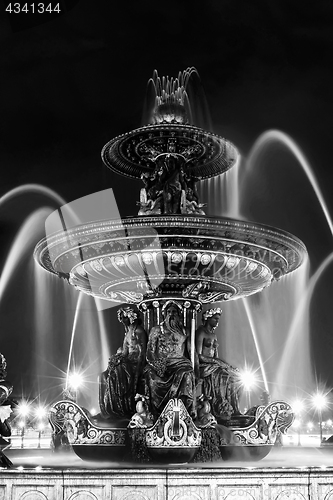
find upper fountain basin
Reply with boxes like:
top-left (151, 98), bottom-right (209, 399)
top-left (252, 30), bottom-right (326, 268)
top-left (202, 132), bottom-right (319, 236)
top-left (101, 124), bottom-right (238, 180)
top-left (34, 214), bottom-right (307, 306)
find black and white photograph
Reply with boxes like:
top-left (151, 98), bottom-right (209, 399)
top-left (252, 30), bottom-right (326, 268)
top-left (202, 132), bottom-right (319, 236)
top-left (1, 0), bottom-right (333, 496)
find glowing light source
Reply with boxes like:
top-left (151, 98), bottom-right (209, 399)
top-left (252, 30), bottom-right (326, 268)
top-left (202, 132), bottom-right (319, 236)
top-left (312, 392), bottom-right (328, 443)
top-left (238, 368), bottom-right (258, 391)
top-left (17, 402), bottom-right (30, 418)
top-left (292, 399), bottom-right (305, 415)
top-left (311, 393), bottom-right (328, 411)
top-left (35, 406), bottom-right (47, 419)
top-left (68, 372), bottom-right (84, 390)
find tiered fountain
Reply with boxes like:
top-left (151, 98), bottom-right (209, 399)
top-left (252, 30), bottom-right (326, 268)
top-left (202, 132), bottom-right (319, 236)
top-left (33, 69), bottom-right (307, 465)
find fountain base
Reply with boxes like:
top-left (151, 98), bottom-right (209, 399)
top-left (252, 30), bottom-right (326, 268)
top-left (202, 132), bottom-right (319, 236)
top-left (49, 399), bottom-right (293, 464)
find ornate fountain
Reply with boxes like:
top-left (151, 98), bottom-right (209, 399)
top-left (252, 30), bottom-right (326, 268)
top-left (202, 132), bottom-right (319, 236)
top-left (36, 69), bottom-right (306, 463)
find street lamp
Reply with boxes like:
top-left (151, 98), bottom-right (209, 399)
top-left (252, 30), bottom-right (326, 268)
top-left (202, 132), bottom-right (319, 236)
top-left (18, 420), bottom-right (25, 449)
top-left (38, 423), bottom-right (45, 449)
top-left (307, 421), bottom-right (314, 432)
top-left (35, 406), bottom-right (47, 448)
top-left (17, 401), bottom-right (31, 449)
top-left (291, 399), bottom-right (305, 446)
top-left (35, 406), bottom-right (47, 420)
top-left (293, 419), bottom-right (301, 446)
top-left (312, 393), bottom-right (328, 444)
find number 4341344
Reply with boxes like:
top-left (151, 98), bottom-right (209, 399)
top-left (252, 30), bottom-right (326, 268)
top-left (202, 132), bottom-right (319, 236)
top-left (6, 3), bottom-right (61, 13)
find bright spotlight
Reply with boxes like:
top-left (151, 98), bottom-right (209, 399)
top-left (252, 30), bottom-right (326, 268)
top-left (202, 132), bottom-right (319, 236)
top-left (68, 372), bottom-right (84, 390)
top-left (238, 369), bottom-right (257, 391)
top-left (35, 406), bottom-right (47, 419)
top-left (292, 399), bottom-right (305, 415)
top-left (312, 393), bottom-right (328, 411)
top-left (17, 402), bottom-right (30, 418)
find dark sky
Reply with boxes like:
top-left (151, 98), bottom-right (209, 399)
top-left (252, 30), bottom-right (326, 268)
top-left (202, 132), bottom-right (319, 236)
top-left (1, 0), bottom-right (333, 409)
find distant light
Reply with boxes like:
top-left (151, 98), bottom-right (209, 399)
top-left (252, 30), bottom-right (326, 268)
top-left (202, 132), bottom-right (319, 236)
top-left (17, 402), bottom-right (30, 418)
top-left (68, 372), bottom-right (84, 390)
top-left (35, 406), bottom-right (47, 419)
top-left (292, 399), bottom-right (305, 415)
top-left (312, 393), bottom-right (328, 411)
top-left (38, 422), bottom-right (45, 431)
top-left (90, 407), bottom-right (97, 415)
top-left (18, 420), bottom-right (25, 428)
top-left (327, 419), bottom-right (333, 427)
top-left (307, 421), bottom-right (314, 430)
top-left (238, 369), bottom-right (258, 391)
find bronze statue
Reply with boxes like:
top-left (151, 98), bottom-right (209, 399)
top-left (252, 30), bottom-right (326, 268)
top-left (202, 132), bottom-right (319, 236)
top-left (100, 307), bottom-right (147, 419)
top-left (196, 308), bottom-right (241, 421)
top-left (137, 152), bottom-right (206, 216)
top-left (144, 301), bottom-right (196, 418)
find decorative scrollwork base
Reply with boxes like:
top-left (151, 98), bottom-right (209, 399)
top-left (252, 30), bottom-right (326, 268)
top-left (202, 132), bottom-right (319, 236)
top-left (230, 401), bottom-right (294, 446)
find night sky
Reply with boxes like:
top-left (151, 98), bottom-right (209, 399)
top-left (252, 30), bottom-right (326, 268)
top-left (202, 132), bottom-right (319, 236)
top-left (1, 0), bottom-right (333, 411)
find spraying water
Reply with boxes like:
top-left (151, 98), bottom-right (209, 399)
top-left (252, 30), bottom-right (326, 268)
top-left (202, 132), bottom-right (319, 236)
top-left (276, 252), bottom-right (333, 390)
top-left (246, 130), bottom-right (333, 238)
top-left (65, 293), bottom-right (84, 390)
top-left (0, 183), bottom-right (66, 207)
top-left (1, 184), bottom-right (111, 406)
top-left (243, 298), bottom-right (269, 393)
top-left (0, 208), bottom-right (52, 301)
top-left (200, 128), bottom-right (333, 402)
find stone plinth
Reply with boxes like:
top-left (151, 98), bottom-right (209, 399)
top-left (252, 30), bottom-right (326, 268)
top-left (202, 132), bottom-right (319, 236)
top-left (1, 467), bottom-right (333, 499)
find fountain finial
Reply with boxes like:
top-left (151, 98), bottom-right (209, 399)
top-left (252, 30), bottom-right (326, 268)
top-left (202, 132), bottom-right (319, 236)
top-left (148, 68), bottom-right (197, 125)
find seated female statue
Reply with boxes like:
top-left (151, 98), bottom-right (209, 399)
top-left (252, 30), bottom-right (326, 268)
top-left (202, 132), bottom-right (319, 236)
top-left (100, 307), bottom-right (147, 419)
top-left (196, 308), bottom-right (241, 422)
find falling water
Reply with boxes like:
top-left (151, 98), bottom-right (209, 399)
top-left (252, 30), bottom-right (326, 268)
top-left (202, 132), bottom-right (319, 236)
top-left (199, 157), bottom-right (242, 218)
top-left (1, 184), bottom-right (111, 407)
top-left (276, 252), bottom-right (333, 390)
top-left (199, 129), bottom-right (333, 402)
top-left (142, 67), bottom-right (213, 130)
top-left (0, 208), bottom-right (52, 301)
top-left (245, 130), bottom-right (333, 399)
top-left (199, 160), bottom-right (271, 398)
top-left (0, 183), bottom-right (66, 207)
top-left (65, 293), bottom-right (84, 390)
top-left (243, 299), bottom-right (269, 393)
top-left (246, 130), bottom-right (333, 237)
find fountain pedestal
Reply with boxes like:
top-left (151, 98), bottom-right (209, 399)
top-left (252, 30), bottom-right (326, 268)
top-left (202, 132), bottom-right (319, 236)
top-left (49, 398), bottom-right (294, 464)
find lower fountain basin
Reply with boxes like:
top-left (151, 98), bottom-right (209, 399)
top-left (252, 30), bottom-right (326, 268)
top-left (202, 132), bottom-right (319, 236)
top-left (72, 444), bottom-right (128, 462)
top-left (220, 444), bottom-right (273, 461)
top-left (147, 446), bottom-right (199, 464)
